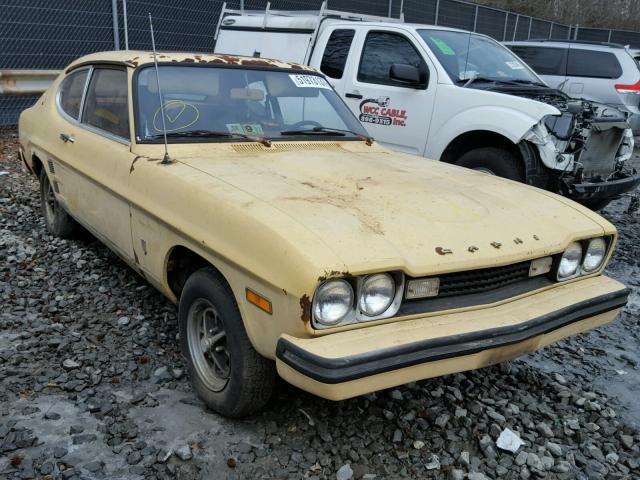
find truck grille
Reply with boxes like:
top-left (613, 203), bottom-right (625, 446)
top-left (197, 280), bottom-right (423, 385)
top-left (435, 261), bottom-right (532, 298)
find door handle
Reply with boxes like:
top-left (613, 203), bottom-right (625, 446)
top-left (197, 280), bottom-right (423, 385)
top-left (59, 133), bottom-right (75, 144)
top-left (345, 92), bottom-right (363, 99)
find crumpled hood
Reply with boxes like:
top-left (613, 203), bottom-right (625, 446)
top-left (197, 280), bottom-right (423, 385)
top-left (180, 145), bottom-right (606, 276)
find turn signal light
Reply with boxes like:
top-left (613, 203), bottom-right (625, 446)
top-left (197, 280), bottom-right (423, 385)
top-left (246, 288), bottom-right (272, 314)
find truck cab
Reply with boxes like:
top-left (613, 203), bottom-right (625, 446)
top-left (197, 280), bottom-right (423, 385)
top-left (214, 5), bottom-right (639, 208)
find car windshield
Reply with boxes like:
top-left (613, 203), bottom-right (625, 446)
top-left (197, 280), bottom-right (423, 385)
top-left (418, 30), bottom-right (542, 85)
top-left (135, 65), bottom-right (368, 142)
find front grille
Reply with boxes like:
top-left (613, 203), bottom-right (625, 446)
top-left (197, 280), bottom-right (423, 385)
top-left (433, 261), bottom-right (531, 299)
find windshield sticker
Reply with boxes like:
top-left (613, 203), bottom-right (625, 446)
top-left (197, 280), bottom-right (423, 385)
top-left (505, 61), bottom-right (525, 70)
top-left (358, 97), bottom-right (407, 127)
top-left (289, 74), bottom-right (331, 89)
top-left (430, 37), bottom-right (456, 56)
top-left (226, 123), bottom-right (264, 136)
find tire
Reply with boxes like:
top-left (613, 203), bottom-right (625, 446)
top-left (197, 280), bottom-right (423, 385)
top-left (179, 267), bottom-right (275, 417)
top-left (39, 170), bottom-right (79, 238)
top-left (456, 147), bottom-right (525, 182)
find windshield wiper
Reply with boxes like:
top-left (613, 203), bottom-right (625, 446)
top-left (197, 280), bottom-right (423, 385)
top-left (280, 126), bottom-right (374, 146)
top-left (147, 129), bottom-right (271, 147)
top-left (458, 75), bottom-right (497, 88)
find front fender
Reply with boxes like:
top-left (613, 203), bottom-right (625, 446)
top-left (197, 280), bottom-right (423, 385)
top-left (426, 85), bottom-right (559, 160)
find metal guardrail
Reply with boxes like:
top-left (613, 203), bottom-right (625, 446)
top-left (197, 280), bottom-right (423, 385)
top-left (0, 70), bottom-right (60, 96)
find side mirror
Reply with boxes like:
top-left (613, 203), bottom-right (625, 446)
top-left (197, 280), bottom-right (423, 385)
top-left (389, 63), bottom-right (428, 88)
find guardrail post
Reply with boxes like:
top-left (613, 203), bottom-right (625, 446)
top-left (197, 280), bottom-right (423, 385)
top-left (111, 0), bottom-right (120, 50)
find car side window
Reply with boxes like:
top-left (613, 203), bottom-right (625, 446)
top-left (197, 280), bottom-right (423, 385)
top-left (82, 68), bottom-right (130, 139)
top-left (357, 31), bottom-right (427, 88)
top-left (58, 70), bottom-right (89, 120)
top-left (510, 46), bottom-right (568, 76)
top-left (567, 49), bottom-right (623, 79)
top-left (320, 29), bottom-right (355, 79)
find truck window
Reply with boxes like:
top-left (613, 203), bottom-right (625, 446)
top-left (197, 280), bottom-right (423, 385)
top-left (320, 29), bottom-right (355, 79)
top-left (509, 46), bottom-right (568, 76)
top-left (357, 32), bottom-right (427, 88)
top-left (566, 49), bottom-right (623, 79)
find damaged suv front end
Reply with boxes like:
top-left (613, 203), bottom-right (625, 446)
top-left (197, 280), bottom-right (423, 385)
top-left (520, 89), bottom-right (639, 207)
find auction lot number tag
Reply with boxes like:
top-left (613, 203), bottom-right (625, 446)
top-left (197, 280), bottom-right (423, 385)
top-left (289, 74), bottom-right (331, 89)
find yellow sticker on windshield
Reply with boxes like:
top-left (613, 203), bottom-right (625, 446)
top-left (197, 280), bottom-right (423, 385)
top-left (430, 37), bottom-right (456, 56)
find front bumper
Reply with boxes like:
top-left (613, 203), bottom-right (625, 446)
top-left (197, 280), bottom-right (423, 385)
top-left (276, 276), bottom-right (628, 400)
top-left (570, 172), bottom-right (640, 202)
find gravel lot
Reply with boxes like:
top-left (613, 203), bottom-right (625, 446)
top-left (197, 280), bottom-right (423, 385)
top-left (1, 129), bottom-right (639, 480)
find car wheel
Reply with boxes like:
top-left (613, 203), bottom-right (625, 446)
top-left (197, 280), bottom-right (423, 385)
top-left (456, 147), bottom-right (524, 182)
top-left (39, 170), bottom-right (79, 238)
top-left (179, 267), bottom-right (275, 417)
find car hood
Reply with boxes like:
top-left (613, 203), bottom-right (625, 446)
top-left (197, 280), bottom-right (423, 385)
top-left (178, 143), bottom-right (607, 276)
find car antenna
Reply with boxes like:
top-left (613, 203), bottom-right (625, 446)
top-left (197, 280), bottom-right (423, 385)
top-left (148, 13), bottom-right (172, 164)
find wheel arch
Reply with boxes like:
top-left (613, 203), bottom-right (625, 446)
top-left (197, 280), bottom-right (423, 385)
top-left (440, 130), bottom-right (522, 165)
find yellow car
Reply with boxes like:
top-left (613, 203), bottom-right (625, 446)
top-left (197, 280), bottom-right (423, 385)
top-left (18, 52), bottom-right (628, 417)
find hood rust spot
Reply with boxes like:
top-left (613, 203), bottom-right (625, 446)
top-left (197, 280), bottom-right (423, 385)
top-left (300, 294), bottom-right (311, 324)
top-left (317, 270), bottom-right (350, 283)
top-left (491, 242), bottom-right (502, 249)
top-left (435, 247), bottom-right (453, 255)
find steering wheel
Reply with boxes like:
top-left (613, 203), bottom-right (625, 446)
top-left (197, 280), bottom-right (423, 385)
top-left (289, 120), bottom-right (323, 129)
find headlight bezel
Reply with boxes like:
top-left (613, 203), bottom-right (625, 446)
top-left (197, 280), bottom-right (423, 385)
top-left (311, 272), bottom-right (404, 329)
top-left (581, 237), bottom-right (608, 274)
top-left (555, 236), bottom-right (612, 281)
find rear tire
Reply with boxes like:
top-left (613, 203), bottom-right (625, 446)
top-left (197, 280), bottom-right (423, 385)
top-left (39, 170), bottom-right (79, 238)
top-left (179, 267), bottom-right (275, 417)
top-left (456, 147), bottom-right (525, 182)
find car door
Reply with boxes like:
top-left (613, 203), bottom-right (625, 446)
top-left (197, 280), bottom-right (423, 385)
top-left (338, 28), bottom-right (435, 156)
top-left (58, 66), bottom-right (135, 261)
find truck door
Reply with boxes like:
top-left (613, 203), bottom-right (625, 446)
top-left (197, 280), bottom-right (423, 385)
top-left (332, 28), bottom-right (436, 156)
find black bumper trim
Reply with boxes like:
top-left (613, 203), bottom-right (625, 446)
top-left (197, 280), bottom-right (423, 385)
top-left (571, 173), bottom-right (640, 200)
top-left (277, 288), bottom-right (629, 384)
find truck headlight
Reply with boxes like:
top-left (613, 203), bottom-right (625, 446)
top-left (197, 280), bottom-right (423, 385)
top-left (582, 237), bottom-right (607, 273)
top-left (557, 242), bottom-right (583, 280)
top-left (313, 280), bottom-right (354, 326)
top-left (359, 273), bottom-right (395, 316)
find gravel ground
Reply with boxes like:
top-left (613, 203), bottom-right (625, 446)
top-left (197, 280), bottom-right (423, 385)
top-left (1, 128), bottom-right (639, 480)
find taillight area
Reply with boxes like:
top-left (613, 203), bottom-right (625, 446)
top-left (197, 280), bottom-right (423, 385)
top-left (615, 80), bottom-right (640, 94)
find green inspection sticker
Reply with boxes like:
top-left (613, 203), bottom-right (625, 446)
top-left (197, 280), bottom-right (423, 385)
top-left (430, 37), bottom-right (456, 56)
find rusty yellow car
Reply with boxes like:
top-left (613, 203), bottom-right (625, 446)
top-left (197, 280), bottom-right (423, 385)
top-left (18, 51), bottom-right (628, 417)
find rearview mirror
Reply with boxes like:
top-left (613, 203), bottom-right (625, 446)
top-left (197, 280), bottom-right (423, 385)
top-left (389, 63), bottom-right (428, 88)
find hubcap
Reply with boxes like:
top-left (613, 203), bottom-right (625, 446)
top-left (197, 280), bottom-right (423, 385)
top-left (187, 299), bottom-right (230, 392)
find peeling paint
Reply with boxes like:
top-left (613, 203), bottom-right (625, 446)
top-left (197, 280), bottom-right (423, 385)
top-left (491, 242), bottom-right (502, 249)
top-left (299, 294), bottom-right (311, 324)
top-left (468, 246), bottom-right (479, 253)
top-left (435, 247), bottom-right (453, 255)
top-left (514, 237), bottom-right (523, 245)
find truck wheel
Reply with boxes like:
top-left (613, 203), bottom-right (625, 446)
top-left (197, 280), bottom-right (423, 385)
top-left (456, 147), bottom-right (524, 182)
top-left (179, 267), bottom-right (275, 417)
top-left (39, 170), bottom-right (79, 238)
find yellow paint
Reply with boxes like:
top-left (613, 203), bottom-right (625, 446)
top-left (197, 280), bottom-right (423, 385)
top-left (18, 51), bottom-right (625, 400)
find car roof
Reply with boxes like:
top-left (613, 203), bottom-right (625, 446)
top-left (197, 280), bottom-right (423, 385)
top-left (504, 40), bottom-right (627, 51)
top-left (65, 50), bottom-right (316, 72)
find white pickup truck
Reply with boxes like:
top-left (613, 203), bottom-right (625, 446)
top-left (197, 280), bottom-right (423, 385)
top-left (213, 4), bottom-right (639, 208)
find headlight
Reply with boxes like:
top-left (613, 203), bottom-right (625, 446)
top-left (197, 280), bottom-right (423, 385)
top-left (557, 242), bottom-right (583, 280)
top-left (313, 280), bottom-right (354, 326)
top-left (359, 273), bottom-right (395, 316)
top-left (582, 237), bottom-right (607, 273)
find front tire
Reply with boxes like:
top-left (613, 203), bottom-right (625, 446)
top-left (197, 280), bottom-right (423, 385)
top-left (456, 147), bottom-right (525, 182)
top-left (39, 170), bottom-right (79, 238)
top-left (179, 267), bottom-right (275, 417)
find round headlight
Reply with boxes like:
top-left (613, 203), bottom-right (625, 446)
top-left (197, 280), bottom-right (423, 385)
top-left (359, 273), bottom-right (395, 317)
top-left (313, 280), bottom-right (354, 326)
top-left (583, 237), bottom-right (607, 273)
top-left (557, 242), bottom-right (583, 280)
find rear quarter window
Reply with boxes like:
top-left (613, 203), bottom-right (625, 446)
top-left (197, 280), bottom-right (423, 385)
top-left (320, 29), bottom-right (355, 79)
top-left (509, 46), bottom-right (567, 76)
top-left (58, 70), bottom-right (89, 120)
top-left (567, 49), bottom-right (623, 79)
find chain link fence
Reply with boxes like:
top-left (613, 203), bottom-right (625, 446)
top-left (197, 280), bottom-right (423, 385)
top-left (3, 0), bottom-right (640, 125)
